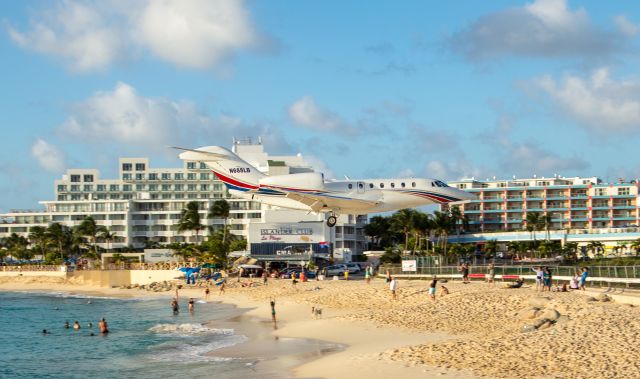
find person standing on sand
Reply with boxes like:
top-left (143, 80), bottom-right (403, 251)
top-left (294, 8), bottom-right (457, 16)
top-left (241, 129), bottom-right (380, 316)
top-left (542, 267), bottom-right (552, 292)
top-left (219, 280), bottom-right (226, 295)
top-left (389, 276), bottom-right (398, 300)
top-left (532, 266), bottom-right (544, 291)
top-left (386, 270), bottom-right (391, 283)
top-left (487, 264), bottom-right (495, 286)
top-left (429, 277), bottom-right (438, 301)
top-left (270, 298), bottom-right (277, 329)
top-left (262, 270), bottom-right (268, 285)
top-left (365, 265), bottom-right (371, 284)
top-left (579, 267), bottom-right (589, 290)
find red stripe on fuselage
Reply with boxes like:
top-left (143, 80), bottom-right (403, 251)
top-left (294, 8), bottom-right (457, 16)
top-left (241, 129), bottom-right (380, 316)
top-left (211, 170), bottom-right (258, 190)
top-left (408, 192), bottom-right (451, 204)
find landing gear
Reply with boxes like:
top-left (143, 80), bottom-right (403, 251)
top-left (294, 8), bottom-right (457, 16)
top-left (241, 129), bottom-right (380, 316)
top-left (326, 215), bottom-right (337, 228)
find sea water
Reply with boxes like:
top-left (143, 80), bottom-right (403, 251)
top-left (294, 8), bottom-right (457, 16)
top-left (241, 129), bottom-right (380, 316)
top-left (0, 291), bottom-right (275, 379)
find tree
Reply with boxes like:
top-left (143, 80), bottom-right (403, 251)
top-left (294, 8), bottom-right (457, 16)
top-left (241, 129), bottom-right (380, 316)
top-left (630, 238), bottom-right (640, 257)
top-left (98, 228), bottom-right (116, 252)
top-left (390, 209), bottom-right (417, 252)
top-left (562, 242), bottom-right (579, 261)
top-left (208, 199), bottom-right (231, 245)
top-left (484, 239), bottom-right (498, 258)
top-left (46, 223), bottom-right (74, 261)
top-left (75, 216), bottom-right (101, 257)
top-left (379, 248), bottom-right (401, 264)
top-left (28, 225), bottom-right (48, 259)
top-left (178, 201), bottom-right (204, 243)
top-left (5, 233), bottom-right (30, 260)
top-left (525, 212), bottom-right (543, 256)
top-left (364, 216), bottom-right (391, 248)
top-left (432, 210), bottom-right (455, 255)
top-left (412, 212), bottom-right (433, 251)
top-left (586, 241), bottom-right (605, 257)
top-left (542, 213), bottom-right (552, 241)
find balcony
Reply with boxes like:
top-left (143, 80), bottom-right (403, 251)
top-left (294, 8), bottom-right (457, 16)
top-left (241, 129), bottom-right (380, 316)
top-left (546, 207), bottom-right (568, 211)
top-left (483, 209), bottom-right (505, 213)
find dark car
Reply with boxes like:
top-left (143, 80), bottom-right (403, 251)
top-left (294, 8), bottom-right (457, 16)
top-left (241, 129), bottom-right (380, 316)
top-left (280, 268), bottom-right (316, 279)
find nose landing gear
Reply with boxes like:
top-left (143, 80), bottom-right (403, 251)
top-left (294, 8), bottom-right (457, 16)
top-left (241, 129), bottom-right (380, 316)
top-left (326, 214), bottom-right (337, 227)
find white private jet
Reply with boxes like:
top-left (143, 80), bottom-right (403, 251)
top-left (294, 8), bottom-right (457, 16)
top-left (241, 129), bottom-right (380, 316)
top-left (176, 146), bottom-right (476, 227)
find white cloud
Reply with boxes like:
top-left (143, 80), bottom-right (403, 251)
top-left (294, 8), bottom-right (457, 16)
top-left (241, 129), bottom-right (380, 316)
top-left (7, 0), bottom-right (267, 72)
top-left (449, 0), bottom-right (623, 61)
top-left (425, 159), bottom-right (480, 181)
top-left (499, 142), bottom-right (589, 174)
top-left (614, 15), bottom-right (640, 37)
top-left (288, 96), bottom-right (349, 132)
top-left (31, 139), bottom-right (65, 173)
top-left (534, 68), bottom-right (640, 133)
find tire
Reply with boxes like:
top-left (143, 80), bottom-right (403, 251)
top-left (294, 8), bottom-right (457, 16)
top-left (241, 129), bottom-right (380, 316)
top-left (326, 215), bottom-right (337, 227)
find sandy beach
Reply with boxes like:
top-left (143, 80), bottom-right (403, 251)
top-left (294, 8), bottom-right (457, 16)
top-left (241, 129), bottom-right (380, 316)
top-left (2, 275), bottom-right (639, 379)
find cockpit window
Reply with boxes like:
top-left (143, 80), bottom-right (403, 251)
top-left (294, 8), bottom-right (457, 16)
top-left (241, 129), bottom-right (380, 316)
top-left (435, 180), bottom-right (449, 187)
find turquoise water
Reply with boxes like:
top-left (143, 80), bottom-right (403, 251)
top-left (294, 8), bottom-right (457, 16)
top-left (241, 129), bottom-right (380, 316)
top-left (0, 291), bottom-right (274, 379)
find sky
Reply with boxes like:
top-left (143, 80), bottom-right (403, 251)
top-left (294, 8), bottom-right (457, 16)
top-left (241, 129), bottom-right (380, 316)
top-left (1, 0), bottom-right (640, 212)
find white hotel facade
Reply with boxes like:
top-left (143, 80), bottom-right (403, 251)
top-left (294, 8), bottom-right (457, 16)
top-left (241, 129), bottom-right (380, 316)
top-left (0, 140), bottom-right (366, 257)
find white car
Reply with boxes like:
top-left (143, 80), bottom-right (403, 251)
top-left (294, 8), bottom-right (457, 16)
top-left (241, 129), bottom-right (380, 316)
top-left (345, 263), bottom-right (361, 274)
top-left (324, 264), bottom-right (348, 276)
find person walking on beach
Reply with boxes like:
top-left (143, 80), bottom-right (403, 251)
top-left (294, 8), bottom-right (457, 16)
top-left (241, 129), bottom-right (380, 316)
top-left (542, 267), bottom-right (552, 292)
top-left (389, 276), bottom-right (398, 300)
top-left (385, 270), bottom-right (391, 284)
top-left (270, 298), bottom-right (277, 329)
top-left (204, 287), bottom-right (210, 300)
top-left (365, 265), bottom-right (371, 284)
top-left (98, 318), bottom-right (109, 334)
top-left (532, 266), bottom-right (544, 292)
top-left (459, 263), bottom-right (470, 283)
top-left (579, 267), bottom-right (589, 290)
top-left (487, 264), bottom-right (495, 286)
top-left (429, 277), bottom-right (438, 301)
top-left (219, 280), bottom-right (226, 295)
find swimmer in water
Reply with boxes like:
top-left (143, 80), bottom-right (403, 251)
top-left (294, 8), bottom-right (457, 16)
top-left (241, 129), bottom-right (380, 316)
top-left (73, 321), bottom-right (81, 330)
top-left (42, 329), bottom-right (49, 334)
top-left (64, 321), bottom-right (70, 329)
top-left (98, 318), bottom-right (109, 334)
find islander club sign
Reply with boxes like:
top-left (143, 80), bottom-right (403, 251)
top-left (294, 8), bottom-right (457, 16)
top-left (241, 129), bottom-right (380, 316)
top-left (250, 222), bottom-right (327, 243)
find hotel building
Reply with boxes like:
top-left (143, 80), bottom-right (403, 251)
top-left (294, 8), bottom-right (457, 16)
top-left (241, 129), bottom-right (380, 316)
top-left (0, 140), bottom-right (366, 258)
top-left (447, 176), bottom-right (640, 255)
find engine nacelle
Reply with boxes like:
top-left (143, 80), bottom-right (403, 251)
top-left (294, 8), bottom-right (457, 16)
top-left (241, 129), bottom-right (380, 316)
top-left (259, 172), bottom-right (325, 190)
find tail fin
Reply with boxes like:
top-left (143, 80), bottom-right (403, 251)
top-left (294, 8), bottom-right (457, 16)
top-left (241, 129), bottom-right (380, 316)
top-left (176, 146), bottom-right (266, 192)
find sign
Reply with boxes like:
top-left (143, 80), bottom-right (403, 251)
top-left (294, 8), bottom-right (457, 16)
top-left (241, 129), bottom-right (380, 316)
top-left (402, 260), bottom-right (417, 272)
top-left (249, 222), bottom-right (327, 244)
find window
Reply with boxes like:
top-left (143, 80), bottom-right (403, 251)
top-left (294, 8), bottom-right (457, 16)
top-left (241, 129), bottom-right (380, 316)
top-left (162, 184), bottom-right (171, 191)
top-left (136, 184), bottom-right (145, 191)
top-left (135, 173), bottom-right (145, 180)
top-left (57, 195), bottom-right (67, 201)
top-left (187, 162), bottom-right (197, 169)
top-left (412, 182), bottom-right (416, 188)
top-left (83, 174), bottom-right (94, 182)
top-left (110, 194), bottom-right (120, 200)
top-left (200, 173), bottom-right (209, 180)
top-left (109, 184), bottom-right (120, 191)
top-left (618, 187), bottom-right (630, 196)
top-left (122, 163), bottom-right (132, 171)
top-left (83, 185), bottom-right (93, 191)
top-left (148, 184), bottom-right (158, 191)
top-left (457, 184), bottom-right (466, 189)
top-left (200, 162), bottom-right (207, 169)
top-left (391, 183), bottom-right (395, 188)
top-left (97, 185), bottom-right (106, 192)
top-left (188, 184), bottom-right (197, 191)
top-left (123, 184), bottom-right (132, 192)
top-left (70, 185), bottom-right (80, 192)
top-left (369, 183), bottom-right (374, 189)
top-left (57, 185), bottom-right (67, 192)
top-left (174, 184), bottom-right (184, 191)
top-left (595, 188), bottom-right (606, 196)
top-left (122, 194), bottom-right (133, 199)
top-left (431, 182), bottom-right (435, 187)
top-left (70, 175), bottom-right (81, 182)
top-left (348, 184), bottom-right (353, 189)
top-left (187, 173), bottom-right (197, 180)
top-left (200, 184), bottom-right (209, 191)
top-left (175, 193), bottom-right (184, 199)
top-left (162, 194), bottom-right (172, 199)
top-left (135, 163), bottom-right (145, 171)
top-left (96, 194), bottom-right (107, 199)
top-left (401, 183), bottom-right (405, 188)
top-left (122, 173), bottom-right (132, 180)
top-left (148, 173), bottom-right (158, 180)
top-left (162, 173), bottom-right (171, 180)
top-left (358, 183), bottom-right (364, 189)
top-left (380, 183), bottom-right (384, 188)
top-left (174, 173), bottom-right (184, 180)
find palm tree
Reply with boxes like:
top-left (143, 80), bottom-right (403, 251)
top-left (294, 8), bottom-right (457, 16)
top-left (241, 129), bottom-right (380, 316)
top-left (562, 242), bottom-right (579, 261)
top-left (525, 212), bottom-right (543, 256)
top-left (28, 225), bottom-right (48, 260)
top-left (98, 228), bottom-right (116, 252)
top-left (630, 238), bottom-right (640, 257)
top-left (390, 209), bottom-right (416, 252)
top-left (75, 216), bottom-right (100, 256)
top-left (178, 201), bottom-right (204, 243)
top-left (586, 241), bottom-right (605, 258)
top-left (208, 199), bottom-right (230, 245)
top-left (484, 239), bottom-right (498, 258)
top-left (45, 222), bottom-right (69, 261)
top-left (542, 213), bottom-right (552, 241)
top-left (432, 210), bottom-right (455, 255)
top-left (412, 212), bottom-right (433, 251)
top-left (5, 233), bottom-right (29, 261)
top-left (364, 216), bottom-right (391, 248)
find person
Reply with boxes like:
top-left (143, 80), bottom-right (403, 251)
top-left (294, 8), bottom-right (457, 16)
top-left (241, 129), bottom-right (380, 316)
top-left (531, 266), bottom-right (544, 292)
top-left (439, 285), bottom-right (449, 296)
top-left (98, 318), bottom-right (109, 334)
top-left (291, 272), bottom-right (298, 286)
top-left (42, 329), bottom-right (50, 334)
top-left (204, 287), bottom-right (210, 300)
top-left (171, 297), bottom-right (179, 315)
top-left (315, 267), bottom-right (320, 281)
top-left (188, 298), bottom-right (195, 313)
top-left (506, 278), bottom-right (524, 289)
top-left (73, 321), bottom-right (81, 330)
top-left (459, 263), bottom-right (469, 283)
top-left (365, 265), bottom-right (371, 284)
top-left (385, 270), bottom-right (391, 284)
top-left (64, 321), bottom-right (70, 329)
top-left (343, 267), bottom-right (349, 281)
top-left (579, 267), bottom-right (589, 291)
top-left (88, 322), bottom-right (93, 328)
top-left (219, 280), bottom-right (226, 295)
top-left (428, 277), bottom-right (438, 301)
top-left (262, 270), bottom-right (268, 285)
top-left (487, 264), bottom-right (495, 286)
top-left (569, 273), bottom-right (580, 290)
top-left (389, 276), bottom-right (398, 300)
top-left (542, 267), bottom-right (552, 292)
top-left (270, 298), bottom-right (277, 329)
top-left (238, 267), bottom-right (244, 282)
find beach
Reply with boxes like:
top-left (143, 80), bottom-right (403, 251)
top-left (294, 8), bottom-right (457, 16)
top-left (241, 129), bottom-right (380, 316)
top-left (2, 275), bottom-right (639, 379)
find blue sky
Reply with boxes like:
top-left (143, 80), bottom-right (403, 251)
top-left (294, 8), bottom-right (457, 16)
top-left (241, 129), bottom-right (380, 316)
top-left (1, 0), bottom-right (640, 212)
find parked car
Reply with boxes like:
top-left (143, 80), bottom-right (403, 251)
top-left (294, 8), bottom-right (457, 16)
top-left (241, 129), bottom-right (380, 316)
top-left (324, 264), bottom-right (348, 276)
top-left (345, 263), bottom-right (361, 274)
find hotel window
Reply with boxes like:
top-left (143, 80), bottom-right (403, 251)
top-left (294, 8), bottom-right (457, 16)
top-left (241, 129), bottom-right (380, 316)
top-left (175, 193), bottom-right (184, 199)
top-left (595, 188), bottom-right (606, 196)
top-left (110, 194), bottom-right (120, 200)
top-left (148, 173), bottom-right (158, 180)
top-left (187, 173), bottom-right (197, 180)
top-left (70, 175), bottom-right (81, 182)
top-left (109, 184), bottom-right (120, 191)
top-left (200, 173), bottom-right (210, 180)
top-left (188, 184), bottom-right (197, 191)
top-left (188, 193), bottom-right (198, 199)
top-left (200, 162), bottom-right (207, 169)
top-left (136, 184), bottom-right (145, 191)
top-left (57, 195), bottom-right (67, 201)
top-left (135, 163), bottom-right (146, 171)
top-left (201, 184), bottom-right (209, 191)
top-left (175, 184), bottom-right (184, 191)
top-left (174, 173), bottom-right (184, 180)
top-left (162, 173), bottom-right (171, 180)
top-left (83, 174), bottom-right (94, 182)
top-left (97, 185), bottom-right (106, 192)
top-left (57, 185), bottom-right (67, 192)
top-left (162, 184), bottom-right (171, 191)
top-left (148, 184), bottom-right (158, 191)
top-left (162, 194), bottom-right (172, 199)
top-left (213, 183), bottom-right (223, 191)
top-left (187, 162), bottom-right (197, 169)
top-left (122, 194), bottom-right (133, 199)
top-left (123, 184), bottom-right (132, 192)
top-left (70, 194), bottom-right (82, 200)
top-left (70, 185), bottom-right (80, 192)
top-left (618, 187), bottom-right (630, 196)
top-left (83, 185), bottom-right (93, 192)
top-left (122, 163), bottom-right (132, 171)
top-left (97, 194), bottom-right (107, 200)
top-left (122, 173), bottom-right (132, 180)
top-left (135, 173), bottom-right (145, 180)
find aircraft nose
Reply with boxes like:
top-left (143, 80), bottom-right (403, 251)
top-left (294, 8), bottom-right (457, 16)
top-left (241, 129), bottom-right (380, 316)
top-left (451, 188), bottom-right (477, 202)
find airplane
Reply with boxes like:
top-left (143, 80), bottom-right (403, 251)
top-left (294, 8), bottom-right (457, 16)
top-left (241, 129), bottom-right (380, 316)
top-left (176, 146), bottom-right (476, 227)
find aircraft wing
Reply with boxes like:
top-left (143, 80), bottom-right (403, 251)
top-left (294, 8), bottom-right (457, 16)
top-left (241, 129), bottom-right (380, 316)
top-left (283, 191), bottom-right (380, 213)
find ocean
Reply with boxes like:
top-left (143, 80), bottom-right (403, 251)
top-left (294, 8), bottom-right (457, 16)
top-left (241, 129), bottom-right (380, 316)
top-left (0, 291), bottom-right (284, 379)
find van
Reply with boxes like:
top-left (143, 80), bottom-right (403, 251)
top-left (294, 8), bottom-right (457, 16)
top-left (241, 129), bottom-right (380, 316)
top-left (324, 264), bottom-right (347, 276)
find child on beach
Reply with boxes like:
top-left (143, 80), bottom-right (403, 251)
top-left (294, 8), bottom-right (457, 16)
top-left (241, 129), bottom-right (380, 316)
top-left (439, 285), bottom-right (449, 296)
top-left (389, 276), bottom-right (398, 300)
top-left (580, 267), bottom-right (589, 290)
top-left (487, 264), bottom-right (495, 286)
top-left (429, 277), bottom-right (438, 301)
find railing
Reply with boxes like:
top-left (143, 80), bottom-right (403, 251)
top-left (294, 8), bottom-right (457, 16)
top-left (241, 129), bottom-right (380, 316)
top-left (1, 265), bottom-right (66, 272)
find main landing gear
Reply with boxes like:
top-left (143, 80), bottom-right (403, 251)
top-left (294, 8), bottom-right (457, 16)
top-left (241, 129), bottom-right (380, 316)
top-left (326, 214), bottom-right (337, 228)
